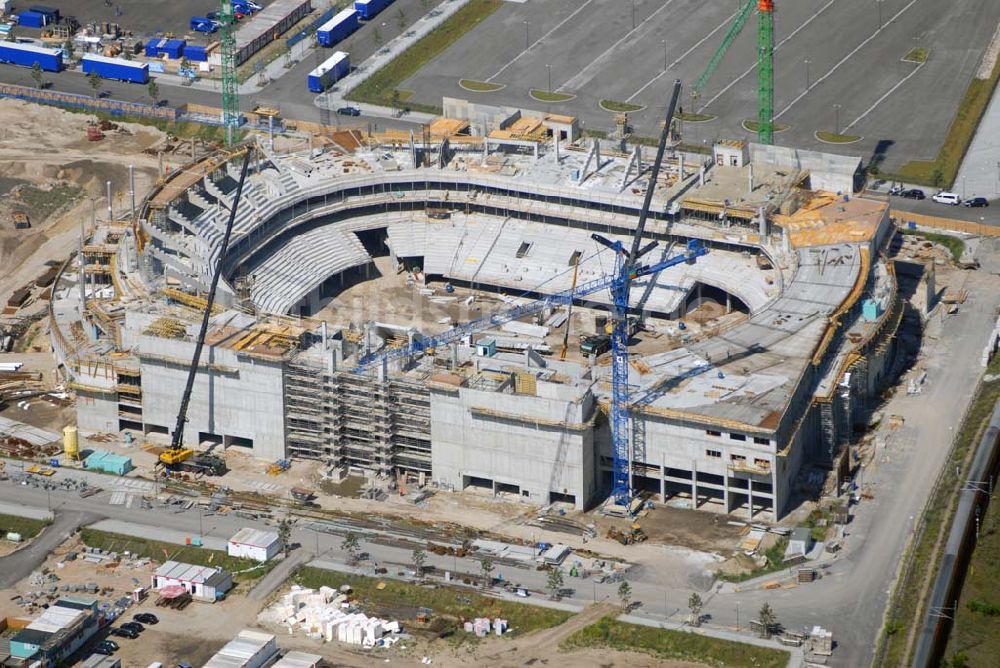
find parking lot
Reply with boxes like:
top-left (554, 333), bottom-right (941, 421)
top-left (401, 0), bottom-right (1000, 172)
top-left (11, 0), bottom-right (277, 41)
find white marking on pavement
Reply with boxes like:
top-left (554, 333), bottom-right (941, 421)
top-left (485, 0), bottom-right (598, 82)
top-left (627, 8), bottom-right (740, 102)
top-left (843, 61), bottom-right (926, 131)
top-left (697, 0), bottom-right (839, 113)
top-left (558, 0), bottom-right (678, 92)
top-left (774, 0), bottom-right (922, 120)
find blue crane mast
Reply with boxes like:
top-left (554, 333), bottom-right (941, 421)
top-left (354, 80), bottom-right (704, 509)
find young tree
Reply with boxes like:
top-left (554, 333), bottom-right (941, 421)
top-left (147, 80), bottom-right (160, 106)
top-left (277, 518), bottom-right (292, 556)
top-left (757, 602), bottom-right (776, 638)
top-left (64, 39), bottom-right (75, 60)
top-left (30, 62), bottom-right (43, 89)
top-left (179, 57), bottom-right (191, 74)
top-left (688, 592), bottom-right (703, 626)
top-left (546, 568), bottom-right (564, 600)
top-left (411, 547), bottom-right (426, 578)
top-left (479, 557), bottom-right (494, 589)
top-left (87, 71), bottom-right (102, 98)
top-left (341, 531), bottom-right (361, 564)
top-left (618, 580), bottom-right (632, 611)
top-left (372, 26), bottom-right (383, 49)
top-left (396, 8), bottom-right (407, 31)
top-left (420, 0), bottom-right (431, 11)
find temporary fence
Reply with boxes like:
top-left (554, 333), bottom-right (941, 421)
top-left (891, 209), bottom-right (1000, 237)
top-left (286, 5), bottom-right (338, 48)
top-left (0, 82), bottom-right (178, 121)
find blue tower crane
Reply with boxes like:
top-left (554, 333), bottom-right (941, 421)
top-left (354, 80), bottom-right (704, 509)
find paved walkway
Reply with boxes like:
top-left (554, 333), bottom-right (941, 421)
top-left (955, 76), bottom-right (1000, 199)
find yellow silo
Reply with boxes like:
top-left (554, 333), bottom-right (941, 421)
top-left (63, 425), bottom-right (79, 461)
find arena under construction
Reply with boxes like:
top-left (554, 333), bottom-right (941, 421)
top-left (53, 104), bottom-right (902, 521)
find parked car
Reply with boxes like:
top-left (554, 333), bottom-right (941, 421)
top-left (94, 640), bottom-right (119, 655)
top-left (121, 621), bottom-right (144, 633)
top-left (963, 196), bottom-right (989, 208)
top-left (133, 612), bottom-right (159, 625)
top-left (898, 188), bottom-right (925, 200)
top-left (931, 191), bottom-right (961, 205)
top-left (337, 106), bottom-right (361, 117)
top-left (110, 627), bottom-right (139, 639)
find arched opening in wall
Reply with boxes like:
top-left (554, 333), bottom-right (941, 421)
top-left (683, 282), bottom-right (749, 322)
top-left (354, 228), bottom-right (390, 258)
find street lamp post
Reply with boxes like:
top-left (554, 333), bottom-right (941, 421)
top-left (198, 505), bottom-right (203, 540)
top-left (523, 20), bottom-right (529, 51)
top-left (876, 0), bottom-right (883, 30)
top-left (632, 0), bottom-right (636, 30)
top-left (833, 104), bottom-right (842, 135)
top-left (663, 39), bottom-right (668, 72)
top-left (804, 59), bottom-right (811, 90)
top-left (546, 64), bottom-right (551, 93)
top-left (736, 600), bottom-right (741, 632)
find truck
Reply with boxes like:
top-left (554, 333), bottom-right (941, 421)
top-left (580, 334), bottom-right (610, 357)
top-left (307, 50), bottom-right (349, 93)
top-left (0, 41), bottom-right (62, 72)
top-left (82, 54), bottom-right (149, 84)
top-left (190, 16), bottom-right (218, 34)
top-left (316, 7), bottom-right (359, 47)
top-left (355, 0), bottom-right (392, 21)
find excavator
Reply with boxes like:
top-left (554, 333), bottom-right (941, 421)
top-left (158, 148), bottom-right (253, 477)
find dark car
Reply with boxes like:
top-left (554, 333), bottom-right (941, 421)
top-left (133, 612), bottom-right (159, 625)
top-left (898, 188), bottom-right (925, 200)
top-left (337, 106), bottom-right (361, 117)
top-left (121, 621), bottom-right (144, 633)
top-left (963, 197), bottom-right (989, 208)
top-left (110, 627), bottom-right (139, 639)
top-left (94, 640), bottom-right (119, 655)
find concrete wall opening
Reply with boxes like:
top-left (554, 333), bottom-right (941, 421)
top-left (685, 282), bottom-right (750, 316)
top-left (495, 481), bottom-right (520, 495)
top-left (464, 475), bottom-right (493, 491)
top-left (225, 435), bottom-right (254, 449)
top-left (549, 491), bottom-right (576, 505)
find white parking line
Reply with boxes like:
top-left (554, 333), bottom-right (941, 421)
top-left (557, 0), bottom-right (678, 92)
top-left (843, 61), bottom-right (926, 132)
top-left (626, 8), bottom-right (740, 103)
top-left (485, 0), bottom-right (598, 83)
top-left (774, 0), bottom-right (922, 120)
top-left (697, 0), bottom-right (839, 113)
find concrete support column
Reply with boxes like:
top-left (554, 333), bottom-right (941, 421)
top-left (726, 292), bottom-right (731, 314)
top-left (660, 453), bottom-right (666, 502)
top-left (723, 475), bottom-right (730, 513)
top-left (690, 460), bottom-right (698, 510)
top-left (748, 481), bottom-right (754, 520)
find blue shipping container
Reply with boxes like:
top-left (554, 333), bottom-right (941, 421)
top-left (17, 11), bottom-right (48, 29)
top-left (183, 44), bottom-right (209, 62)
top-left (144, 39), bottom-right (165, 58)
top-left (317, 7), bottom-right (359, 47)
top-left (355, 0), bottom-right (391, 21)
top-left (82, 54), bottom-right (149, 84)
top-left (308, 51), bottom-right (350, 93)
top-left (0, 41), bottom-right (62, 71)
top-left (162, 39), bottom-right (186, 59)
top-left (29, 5), bottom-right (59, 21)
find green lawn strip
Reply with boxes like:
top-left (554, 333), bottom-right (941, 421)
top-left (600, 99), bottom-right (644, 113)
top-left (294, 566), bottom-right (572, 635)
top-left (346, 0), bottom-right (503, 114)
top-left (675, 112), bottom-right (716, 122)
top-left (815, 130), bottom-right (863, 144)
top-left (529, 89), bottom-right (575, 103)
top-left (885, 57), bottom-right (1000, 188)
top-left (560, 616), bottom-right (789, 668)
top-left (903, 47), bottom-right (930, 64)
top-left (0, 513), bottom-right (51, 540)
top-left (718, 538), bottom-right (789, 583)
top-left (459, 79), bottom-right (504, 93)
top-left (898, 229), bottom-right (965, 263)
top-left (879, 356), bottom-right (1000, 666)
top-left (79, 528), bottom-right (272, 585)
top-left (742, 120), bottom-right (790, 133)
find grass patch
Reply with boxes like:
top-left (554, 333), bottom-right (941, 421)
top-left (880, 355), bottom-right (1000, 666)
top-left (675, 111), bottom-right (716, 122)
top-left (294, 566), bottom-right (572, 636)
top-left (529, 89), bottom-right (575, 103)
top-left (79, 528), bottom-right (272, 586)
top-left (815, 130), bottom-right (862, 144)
top-left (885, 57), bottom-right (1000, 188)
top-left (12, 184), bottom-right (83, 221)
top-left (742, 119), bottom-right (790, 133)
top-left (560, 616), bottom-right (789, 668)
top-left (0, 513), bottom-right (51, 540)
top-left (600, 99), bottom-right (644, 113)
top-left (899, 229), bottom-right (965, 263)
top-left (903, 47), bottom-right (930, 64)
top-left (718, 538), bottom-right (789, 583)
top-left (459, 79), bottom-right (504, 93)
top-left (347, 0), bottom-right (504, 115)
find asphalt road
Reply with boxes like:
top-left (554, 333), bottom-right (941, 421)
top-left (0, 508), bottom-right (100, 588)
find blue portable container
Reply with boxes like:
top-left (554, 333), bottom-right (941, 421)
top-left (29, 5), bottom-right (59, 21)
top-left (355, 0), bottom-right (391, 21)
top-left (317, 7), bottom-right (359, 47)
top-left (183, 44), bottom-right (209, 62)
top-left (144, 39), bottom-right (165, 58)
top-left (162, 39), bottom-right (186, 60)
top-left (307, 51), bottom-right (350, 93)
top-left (17, 11), bottom-right (48, 29)
top-left (82, 54), bottom-right (149, 84)
top-left (0, 41), bottom-right (62, 71)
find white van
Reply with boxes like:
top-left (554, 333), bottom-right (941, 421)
top-left (931, 191), bottom-right (961, 205)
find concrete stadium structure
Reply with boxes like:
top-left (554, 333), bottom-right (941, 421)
top-left (54, 122), bottom-right (901, 520)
